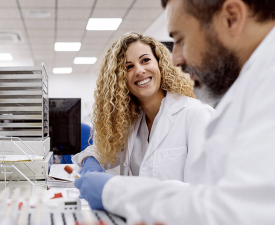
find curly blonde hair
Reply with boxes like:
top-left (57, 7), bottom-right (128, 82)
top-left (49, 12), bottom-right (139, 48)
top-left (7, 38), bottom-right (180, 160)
top-left (92, 32), bottom-right (194, 164)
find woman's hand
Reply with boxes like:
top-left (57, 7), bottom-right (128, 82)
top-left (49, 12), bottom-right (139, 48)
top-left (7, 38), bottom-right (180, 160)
top-left (79, 156), bottom-right (105, 176)
top-left (75, 172), bottom-right (114, 210)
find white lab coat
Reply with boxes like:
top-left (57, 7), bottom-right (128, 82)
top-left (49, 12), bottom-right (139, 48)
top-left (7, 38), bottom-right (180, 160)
top-left (101, 27), bottom-right (275, 225)
top-left (72, 92), bottom-right (214, 182)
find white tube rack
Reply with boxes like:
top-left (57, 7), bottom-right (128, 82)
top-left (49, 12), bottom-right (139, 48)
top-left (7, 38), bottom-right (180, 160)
top-left (0, 136), bottom-right (47, 189)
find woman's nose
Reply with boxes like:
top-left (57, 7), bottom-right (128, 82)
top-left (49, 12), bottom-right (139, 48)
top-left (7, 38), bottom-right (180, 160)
top-left (135, 64), bottom-right (146, 77)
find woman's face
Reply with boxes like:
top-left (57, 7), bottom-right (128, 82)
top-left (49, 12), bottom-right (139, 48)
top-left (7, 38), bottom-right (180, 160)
top-left (125, 41), bottom-right (162, 102)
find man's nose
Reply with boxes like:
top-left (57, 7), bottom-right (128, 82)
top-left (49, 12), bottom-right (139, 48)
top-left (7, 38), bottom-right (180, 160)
top-left (172, 45), bottom-right (186, 67)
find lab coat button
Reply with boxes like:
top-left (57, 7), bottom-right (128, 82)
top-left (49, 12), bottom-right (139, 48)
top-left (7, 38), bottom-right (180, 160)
top-left (123, 162), bottom-right (128, 167)
top-left (143, 162), bottom-right (147, 167)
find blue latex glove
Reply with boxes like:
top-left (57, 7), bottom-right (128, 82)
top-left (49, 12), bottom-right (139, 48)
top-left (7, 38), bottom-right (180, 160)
top-left (75, 172), bottom-right (114, 210)
top-left (79, 156), bottom-right (105, 176)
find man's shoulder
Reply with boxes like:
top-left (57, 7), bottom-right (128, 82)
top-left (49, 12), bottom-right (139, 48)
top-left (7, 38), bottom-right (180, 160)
top-left (185, 96), bottom-right (215, 114)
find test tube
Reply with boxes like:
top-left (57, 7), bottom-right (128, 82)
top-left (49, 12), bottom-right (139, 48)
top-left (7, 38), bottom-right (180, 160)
top-left (0, 187), bottom-right (10, 211)
top-left (17, 190), bottom-right (32, 225)
top-left (33, 190), bottom-right (45, 225)
top-left (64, 165), bottom-right (81, 179)
top-left (2, 188), bottom-right (20, 225)
top-left (81, 210), bottom-right (97, 225)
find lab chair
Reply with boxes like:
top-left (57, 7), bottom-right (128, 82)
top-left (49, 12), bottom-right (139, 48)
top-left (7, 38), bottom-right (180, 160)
top-left (61, 123), bottom-right (92, 164)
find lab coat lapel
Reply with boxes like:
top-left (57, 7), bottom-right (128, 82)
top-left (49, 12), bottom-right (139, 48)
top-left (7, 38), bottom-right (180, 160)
top-left (125, 113), bottom-right (143, 163)
top-left (143, 93), bottom-right (187, 161)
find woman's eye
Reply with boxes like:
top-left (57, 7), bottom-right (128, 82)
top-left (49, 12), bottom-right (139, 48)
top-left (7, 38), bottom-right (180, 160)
top-left (142, 58), bottom-right (151, 63)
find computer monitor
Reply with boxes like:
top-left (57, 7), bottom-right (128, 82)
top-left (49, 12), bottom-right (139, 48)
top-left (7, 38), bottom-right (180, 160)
top-left (161, 42), bottom-right (174, 52)
top-left (49, 98), bottom-right (81, 155)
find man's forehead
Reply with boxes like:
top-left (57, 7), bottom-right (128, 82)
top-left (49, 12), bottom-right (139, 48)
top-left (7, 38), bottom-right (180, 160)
top-left (166, 0), bottom-right (183, 16)
top-left (165, 0), bottom-right (191, 36)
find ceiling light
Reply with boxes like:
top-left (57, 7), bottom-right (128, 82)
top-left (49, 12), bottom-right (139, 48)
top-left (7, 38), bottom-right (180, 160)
top-left (54, 42), bottom-right (81, 51)
top-left (0, 53), bottom-right (13, 61)
top-left (27, 10), bottom-right (51, 18)
top-left (53, 67), bottom-right (72, 74)
top-left (74, 57), bottom-right (97, 64)
top-left (86, 18), bottom-right (122, 31)
top-left (0, 32), bottom-right (22, 43)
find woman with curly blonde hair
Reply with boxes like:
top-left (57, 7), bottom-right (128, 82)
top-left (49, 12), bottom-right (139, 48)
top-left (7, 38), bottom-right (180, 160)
top-left (72, 32), bottom-right (214, 182)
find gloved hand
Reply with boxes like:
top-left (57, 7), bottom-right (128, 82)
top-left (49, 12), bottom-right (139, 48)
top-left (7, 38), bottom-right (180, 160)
top-left (79, 156), bottom-right (105, 176)
top-left (74, 172), bottom-right (114, 210)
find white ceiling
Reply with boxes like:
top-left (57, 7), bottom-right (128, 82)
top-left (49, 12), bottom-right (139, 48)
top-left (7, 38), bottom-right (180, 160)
top-left (144, 11), bottom-right (173, 42)
top-left (0, 0), bottom-right (163, 75)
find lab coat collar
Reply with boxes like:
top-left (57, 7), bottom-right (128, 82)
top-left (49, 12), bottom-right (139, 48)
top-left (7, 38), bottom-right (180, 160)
top-left (241, 25), bottom-right (275, 75)
top-left (142, 92), bottom-right (187, 162)
top-left (126, 92), bottom-right (187, 165)
top-left (166, 92), bottom-right (187, 115)
top-left (206, 25), bottom-right (275, 138)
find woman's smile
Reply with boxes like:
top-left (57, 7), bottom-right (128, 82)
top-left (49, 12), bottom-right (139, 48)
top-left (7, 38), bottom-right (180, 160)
top-left (135, 77), bottom-right (152, 87)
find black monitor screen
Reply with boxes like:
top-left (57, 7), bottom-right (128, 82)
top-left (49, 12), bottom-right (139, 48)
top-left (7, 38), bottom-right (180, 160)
top-left (49, 98), bottom-right (81, 155)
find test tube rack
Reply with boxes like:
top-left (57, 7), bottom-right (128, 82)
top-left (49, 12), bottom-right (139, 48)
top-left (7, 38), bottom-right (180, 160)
top-left (0, 187), bottom-right (126, 225)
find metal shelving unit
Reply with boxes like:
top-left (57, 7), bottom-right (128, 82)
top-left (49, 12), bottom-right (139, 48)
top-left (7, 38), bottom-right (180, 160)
top-left (0, 64), bottom-right (49, 140)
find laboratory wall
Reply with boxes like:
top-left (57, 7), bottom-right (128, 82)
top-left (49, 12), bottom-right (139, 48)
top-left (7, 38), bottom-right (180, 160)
top-left (48, 73), bottom-right (98, 127)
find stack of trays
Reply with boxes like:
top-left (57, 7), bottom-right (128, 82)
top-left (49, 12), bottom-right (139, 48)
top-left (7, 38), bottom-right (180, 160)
top-left (0, 65), bottom-right (49, 140)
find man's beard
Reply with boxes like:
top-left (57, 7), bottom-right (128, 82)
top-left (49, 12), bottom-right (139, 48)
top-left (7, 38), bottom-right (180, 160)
top-left (182, 29), bottom-right (241, 107)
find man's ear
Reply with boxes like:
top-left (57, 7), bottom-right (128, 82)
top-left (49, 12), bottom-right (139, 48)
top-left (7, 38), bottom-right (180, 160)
top-left (216, 0), bottom-right (248, 37)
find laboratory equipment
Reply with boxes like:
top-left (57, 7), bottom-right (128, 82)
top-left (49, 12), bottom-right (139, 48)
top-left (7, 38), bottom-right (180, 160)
top-left (0, 64), bottom-right (49, 139)
top-left (0, 187), bottom-right (126, 225)
top-left (0, 65), bottom-right (52, 186)
top-left (0, 151), bottom-right (53, 181)
top-left (64, 165), bottom-right (81, 179)
top-left (0, 137), bottom-right (50, 157)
